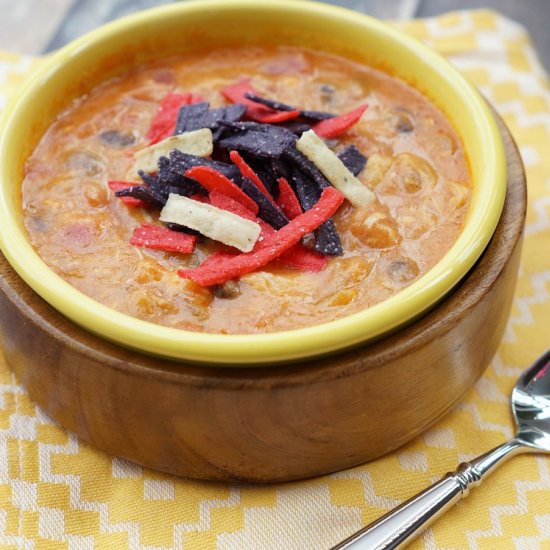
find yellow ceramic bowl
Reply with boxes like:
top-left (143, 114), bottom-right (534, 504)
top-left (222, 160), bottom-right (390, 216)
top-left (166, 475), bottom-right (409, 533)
top-left (0, 0), bottom-right (506, 365)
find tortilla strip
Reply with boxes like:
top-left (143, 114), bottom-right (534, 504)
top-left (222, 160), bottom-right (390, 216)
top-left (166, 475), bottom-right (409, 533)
top-left (296, 130), bottom-right (374, 208)
top-left (159, 193), bottom-right (261, 253)
top-left (133, 128), bottom-right (213, 173)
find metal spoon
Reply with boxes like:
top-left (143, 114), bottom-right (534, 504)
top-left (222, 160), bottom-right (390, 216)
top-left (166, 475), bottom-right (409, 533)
top-left (332, 348), bottom-right (550, 549)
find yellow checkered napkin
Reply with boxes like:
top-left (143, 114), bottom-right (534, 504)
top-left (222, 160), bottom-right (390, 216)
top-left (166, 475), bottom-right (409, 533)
top-left (1, 10), bottom-right (550, 549)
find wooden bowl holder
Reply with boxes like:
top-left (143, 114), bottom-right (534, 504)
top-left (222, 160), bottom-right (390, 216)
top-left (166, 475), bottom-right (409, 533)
top-left (0, 119), bottom-right (526, 483)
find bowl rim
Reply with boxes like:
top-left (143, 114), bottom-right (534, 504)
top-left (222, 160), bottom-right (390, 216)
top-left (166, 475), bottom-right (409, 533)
top-left (0, 0), bottom-right (507, 366)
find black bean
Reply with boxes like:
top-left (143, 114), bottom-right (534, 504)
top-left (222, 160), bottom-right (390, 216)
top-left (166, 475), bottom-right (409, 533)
top-left (387, 258), bottom-right (419, 285)
top-left (393, 108), bottom-right (415, 133)
top-left (99, 130), bottom-right (135, 147)
top-left (319, 83), bottom-right (336, 104)
top-left (213, 280), bottom-right (242, 299)
top-left (67, 152), bottom-right (104, 176)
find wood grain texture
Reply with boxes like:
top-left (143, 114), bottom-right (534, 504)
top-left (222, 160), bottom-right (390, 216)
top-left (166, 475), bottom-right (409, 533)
top-left (0, 119), bottom-right (526, 483)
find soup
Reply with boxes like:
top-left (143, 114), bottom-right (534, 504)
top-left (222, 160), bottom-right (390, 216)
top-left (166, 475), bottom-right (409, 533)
top-left (22, 46), bottom-right (471, 334)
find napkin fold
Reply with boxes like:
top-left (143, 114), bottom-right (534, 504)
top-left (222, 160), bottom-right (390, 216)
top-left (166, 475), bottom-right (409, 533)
top-left (1, 10), bottom-right (550, 550)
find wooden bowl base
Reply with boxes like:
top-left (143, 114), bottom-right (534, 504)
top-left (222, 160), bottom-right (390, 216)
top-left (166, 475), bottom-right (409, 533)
top-left (0, 120), bottom-right (526, 483)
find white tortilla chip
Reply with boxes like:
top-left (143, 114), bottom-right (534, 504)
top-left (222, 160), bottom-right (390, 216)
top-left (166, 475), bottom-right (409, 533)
top-left (160, 194), bottom-right (261, 253)
top-left (296, 130), bottom-right (374, 208)
top-left (133, 128), bottom-right (213, 174)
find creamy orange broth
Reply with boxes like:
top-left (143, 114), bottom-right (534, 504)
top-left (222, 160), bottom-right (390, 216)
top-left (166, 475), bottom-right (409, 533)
top-left (22, 46), bottom-right (471, 334)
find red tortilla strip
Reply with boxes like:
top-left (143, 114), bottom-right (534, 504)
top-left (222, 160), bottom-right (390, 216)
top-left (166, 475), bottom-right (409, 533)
top-left (186, 166), bottom-right (259, 215)
top-left (208, 190), bottom-right (257, 221)
top-left (197, 191), bottom-right (326, 271)
top-left (312, 103), bottom-right (368, 138)
top-left (278, 245), bottom-right (328, 272)
top-left (221, 79), bottom-right (300, 123)
top-left (189, 193), bottom-right (210, 204)
top-left (108, 180), bottom-right (146, 207)
top-left (276, 177), bottom-right (303, 219)
top-left (229, 150), bottom-right (273, 199)
top-left (189, 93), bottom-right (205, 102)
top-left (130, 223), bottom-right (196, 253)
top-left (253, 221), bottom-right (327, 271)
top-left (253, 109), bottom-right (301, 123)
top-left (178, 186), bottom-right (344, 285)
top-left (146, 92), bottom-right (204, 145)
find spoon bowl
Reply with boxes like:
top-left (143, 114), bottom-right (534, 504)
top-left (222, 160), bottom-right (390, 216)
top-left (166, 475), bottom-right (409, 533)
top-left (513, 348), bottom-right (550, 452)
top-left (334, 349), bottom-right (550, 549)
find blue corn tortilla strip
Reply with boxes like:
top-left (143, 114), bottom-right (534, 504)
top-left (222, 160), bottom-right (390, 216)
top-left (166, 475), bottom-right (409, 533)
top-left (175, 102), bottom-right (246, 138)
top-left (114, 185), bottom-right (167, 208)
top-left (299, 109), bottom-right (336, 122)
top-left (157, 156), bottom-right (180, 186)
top-left (239, 177), bottom-right (289, 229)
top-left (156, 156), bottom-right (206, 196)
top-left (312, 217), bottom-right (343, 256)
top-left (168, 150), bottom-right (240, 180)
top-left (279, 121), bottom-right (313, 136)
top-left (165, 184), bottom-right (202, 199)
top-left (206, 104), bottom-right (247, 128)
top-left (243, 92), bottom-right (335, 121)
top-left (217, 121), bottom-right (297, 158)
top-left (243, 92), bottom-right (296, 113)
top-left (240, 153), bottom-right (278, 196)
top-left (218, 120), bottom-right (299, 139)
top-left (207, 104), bottom-right (247, 140)
top-left (138, 168), bottom-right (202, 201)
top-left (174, 102), bottom-right (210, 134)
top-left (270, 158), bottom-right (293, 194)
top-left (290, 167), bottom-right (320, 210)
top-left (138, 169), bottom-right (159, 187)
top-left (165, 222), bottom-right (202, 236)
top-left (283, 146), bottom-right (330, 189)
top-left (218, 130), bottom-right (289, 158)
top-left (337, 145), bottom-right (367, 176)
top-left (290, 168), bottom-right (343, 256)
top-left (217, 120), bottom-right (259, 131)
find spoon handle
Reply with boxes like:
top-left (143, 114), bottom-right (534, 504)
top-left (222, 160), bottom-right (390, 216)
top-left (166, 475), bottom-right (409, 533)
top-left (331, 439), bottom-right (530, 549)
